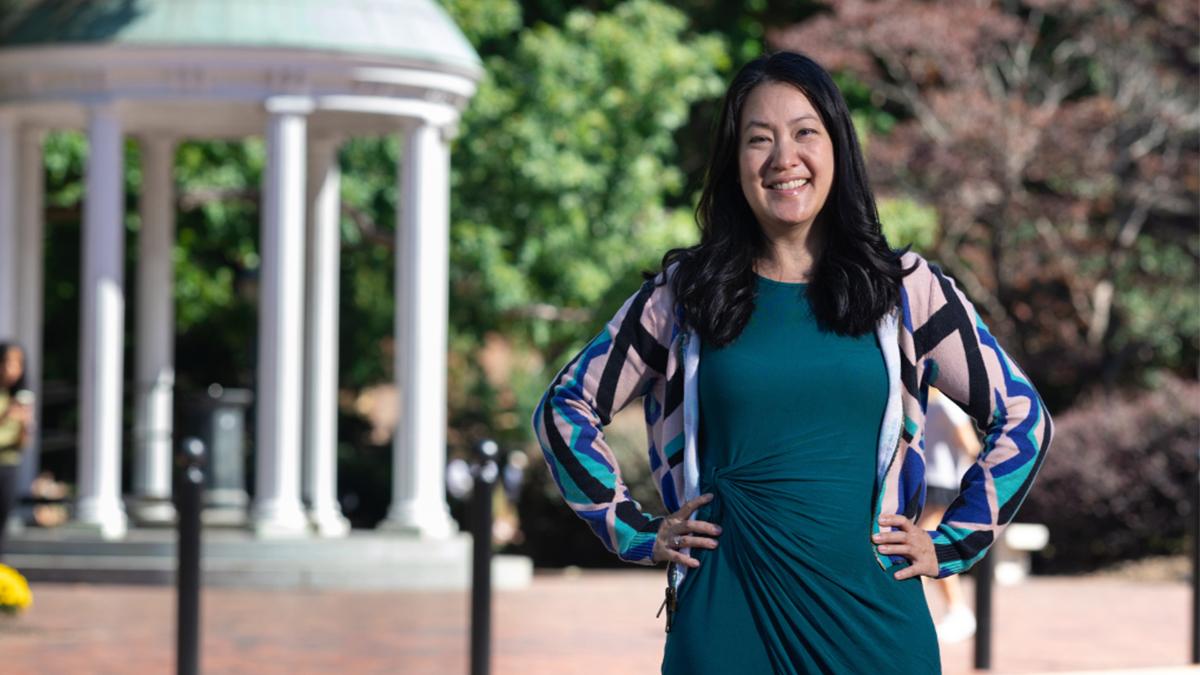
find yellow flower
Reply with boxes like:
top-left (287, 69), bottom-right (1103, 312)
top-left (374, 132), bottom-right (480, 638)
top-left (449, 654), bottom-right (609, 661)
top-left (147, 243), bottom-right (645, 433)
top-left (0, 563), bottom-right (32, 613)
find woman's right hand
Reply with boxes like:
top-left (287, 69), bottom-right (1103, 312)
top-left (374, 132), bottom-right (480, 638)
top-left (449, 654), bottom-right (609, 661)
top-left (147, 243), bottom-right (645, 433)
top-left (653, 493), bottom-right (722, 568)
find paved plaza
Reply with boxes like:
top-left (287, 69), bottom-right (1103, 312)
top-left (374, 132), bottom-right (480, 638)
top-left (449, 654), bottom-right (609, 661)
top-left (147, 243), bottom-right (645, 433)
top-left (0, 569), bottom-right (1192, 674)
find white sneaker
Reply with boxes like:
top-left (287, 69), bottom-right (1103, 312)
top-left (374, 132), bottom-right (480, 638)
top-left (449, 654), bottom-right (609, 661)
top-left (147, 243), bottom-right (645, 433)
top-left (935, 606), bottom-right (977, 644)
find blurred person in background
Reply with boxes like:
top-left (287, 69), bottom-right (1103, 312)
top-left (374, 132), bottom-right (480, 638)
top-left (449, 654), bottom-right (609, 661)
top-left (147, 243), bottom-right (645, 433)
top-left (533, 51), bottom-right (1053, 674)
top-left (919, 387), bottom-right (983, 644)
top-left (0, 342), bottom-right (34, 558)
top-left (29, 471), bottom-right (67, 528)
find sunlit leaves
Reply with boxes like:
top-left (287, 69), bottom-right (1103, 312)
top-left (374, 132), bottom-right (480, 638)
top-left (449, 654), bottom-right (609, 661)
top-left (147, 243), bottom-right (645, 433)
top-left (878, 197), bottom-right (939, 251)
top-left (448, 0), bottom-right (726, 355)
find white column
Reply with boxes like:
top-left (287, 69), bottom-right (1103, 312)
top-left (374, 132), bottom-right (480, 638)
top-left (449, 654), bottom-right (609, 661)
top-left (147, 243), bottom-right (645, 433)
top-left (380, 121), bottom-right (456, 538)
top-left (76, 104), bottom-right (128, 539)
top-left (251, 99), bottom-right (310, 538)
top-left (15, 130), bottom-right (45, 500)
top-left (302, 135), bottom-right (350, 537)
top-left (0, 111), bottom-right (17, 339)
top-left (131, 136), bottom-right (177, 524)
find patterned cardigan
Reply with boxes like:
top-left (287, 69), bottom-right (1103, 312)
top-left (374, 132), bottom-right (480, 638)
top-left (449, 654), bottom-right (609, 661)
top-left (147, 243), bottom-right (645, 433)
top-left (532, 251), bottom-right (1053, 587)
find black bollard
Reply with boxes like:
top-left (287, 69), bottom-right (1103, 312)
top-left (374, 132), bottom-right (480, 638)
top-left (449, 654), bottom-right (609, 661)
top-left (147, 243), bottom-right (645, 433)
top-left (470, 439), bottom-right (500, 675)
top-left (176, 437), bottom-right (205, 675)
top-left (973, 549), bottom-right (994, 670)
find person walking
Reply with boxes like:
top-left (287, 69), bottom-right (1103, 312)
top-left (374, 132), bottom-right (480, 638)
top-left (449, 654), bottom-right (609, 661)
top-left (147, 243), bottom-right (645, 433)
top-left (919, 386), bottom-right (983, 644)
top-left (0, 342), bottom-right (34, 558)
top-left (532, 51), bottom-right (1053, 674)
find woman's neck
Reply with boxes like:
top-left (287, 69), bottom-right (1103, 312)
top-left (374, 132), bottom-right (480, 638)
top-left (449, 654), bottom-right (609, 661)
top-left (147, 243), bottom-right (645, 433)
top-left (755, 221), bottom-right (823, 283)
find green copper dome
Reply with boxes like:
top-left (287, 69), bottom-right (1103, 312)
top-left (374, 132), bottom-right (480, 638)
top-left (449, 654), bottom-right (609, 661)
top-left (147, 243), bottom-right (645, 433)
top-left (0, 0), bottom-right (481, 73)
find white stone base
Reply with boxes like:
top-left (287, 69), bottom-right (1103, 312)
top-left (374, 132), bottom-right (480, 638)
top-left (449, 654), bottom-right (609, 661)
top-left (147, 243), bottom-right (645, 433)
top-left (378, 501), bottom-right (457, 539)
top-left (251, 501), bottom-right (309, 539)
top-left (201, 507), bottom-right (249, 528)
top-left (202, 488), bottom-right (250, 527)
top-left (65, 500), bottom-right (128, 540)
top-left (126, 498), bottom-right (176, 526)
top-left (307, 508), bottom-right (350, 538)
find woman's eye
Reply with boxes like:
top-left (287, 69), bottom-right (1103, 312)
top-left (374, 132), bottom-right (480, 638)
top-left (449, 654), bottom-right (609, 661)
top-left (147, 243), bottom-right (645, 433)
top-left (797, 128), bottom-right (817, 137)
top-left (748, 135), bottom-right (769, 144)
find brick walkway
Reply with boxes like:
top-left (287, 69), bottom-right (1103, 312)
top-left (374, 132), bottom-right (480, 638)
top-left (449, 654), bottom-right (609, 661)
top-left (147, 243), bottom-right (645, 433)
top-left (0, 570), bottom-right (1191, 674)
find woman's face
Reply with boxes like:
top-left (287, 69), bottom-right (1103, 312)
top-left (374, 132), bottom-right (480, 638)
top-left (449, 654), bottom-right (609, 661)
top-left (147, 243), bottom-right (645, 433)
top-left (737, 82), bottom-right (835, 236)
top-left (2, 348), bottom-right (23, 388)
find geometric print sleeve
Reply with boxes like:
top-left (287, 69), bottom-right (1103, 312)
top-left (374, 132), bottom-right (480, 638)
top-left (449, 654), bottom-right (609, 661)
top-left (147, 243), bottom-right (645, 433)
top-left (531, 279), bottom-right (673, 565)
top-left (912, 258), bottom-right (1055, 578)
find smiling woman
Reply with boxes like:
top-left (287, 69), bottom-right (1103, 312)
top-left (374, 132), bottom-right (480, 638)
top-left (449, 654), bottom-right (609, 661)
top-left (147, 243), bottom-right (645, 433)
top-left (738, 83), bottom-right (835, 277)
top-left (663, 52), bottom-right (905, 346)
top-left (531, 51), bottom-right (1053, 675)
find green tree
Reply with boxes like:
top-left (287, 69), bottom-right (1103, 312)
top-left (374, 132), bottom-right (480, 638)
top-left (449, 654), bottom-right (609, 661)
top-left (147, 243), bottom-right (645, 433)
top-left (439, 0), bottom-right (727, 446)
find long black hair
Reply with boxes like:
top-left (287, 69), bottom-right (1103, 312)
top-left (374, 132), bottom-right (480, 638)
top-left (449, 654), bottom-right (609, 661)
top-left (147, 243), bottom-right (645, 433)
top-left (0, 341), bottom-right (26, 395)
top-left (653, 51), bottom-right (911, 344)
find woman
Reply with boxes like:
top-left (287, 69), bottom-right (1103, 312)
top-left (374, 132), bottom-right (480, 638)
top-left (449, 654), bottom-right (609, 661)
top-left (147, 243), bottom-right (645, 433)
top-left (532, 51), bottom-right (1052, 673)
top-left (0, 342), bottom-right (33, 558)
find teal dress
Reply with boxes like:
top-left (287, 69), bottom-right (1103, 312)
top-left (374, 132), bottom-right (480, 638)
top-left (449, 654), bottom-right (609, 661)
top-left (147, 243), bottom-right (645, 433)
top-left (660, 276), bottom-right (939, 674)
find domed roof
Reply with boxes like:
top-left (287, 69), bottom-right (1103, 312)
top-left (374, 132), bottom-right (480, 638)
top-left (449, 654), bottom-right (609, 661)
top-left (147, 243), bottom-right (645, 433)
top-left (0, 0), bottom-right (480, 74)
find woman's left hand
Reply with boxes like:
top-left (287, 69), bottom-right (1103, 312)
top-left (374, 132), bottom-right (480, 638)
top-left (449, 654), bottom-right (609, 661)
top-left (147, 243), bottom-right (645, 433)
top-left (873, 514), bottom-right (939, 580)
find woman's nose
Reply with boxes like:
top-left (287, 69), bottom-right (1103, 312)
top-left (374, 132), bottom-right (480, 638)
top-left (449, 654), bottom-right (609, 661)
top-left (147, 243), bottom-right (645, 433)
top-left (771, 138), bottom-right (802, 170)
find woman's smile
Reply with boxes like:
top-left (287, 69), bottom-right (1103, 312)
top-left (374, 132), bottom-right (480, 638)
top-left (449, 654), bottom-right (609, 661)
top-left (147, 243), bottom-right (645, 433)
top-left (765, 176), bottom-right (811, 195)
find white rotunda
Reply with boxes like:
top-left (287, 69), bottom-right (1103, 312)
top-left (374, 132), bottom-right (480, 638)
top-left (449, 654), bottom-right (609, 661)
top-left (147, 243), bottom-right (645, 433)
top-left (0, 0), bottom-right (481, 546)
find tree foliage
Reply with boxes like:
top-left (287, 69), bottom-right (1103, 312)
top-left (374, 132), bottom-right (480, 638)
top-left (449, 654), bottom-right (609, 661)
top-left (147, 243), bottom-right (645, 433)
top-left (771, 0), bottom-right (1200, 407)
top-left (441, 0), bottom-right (728, 446)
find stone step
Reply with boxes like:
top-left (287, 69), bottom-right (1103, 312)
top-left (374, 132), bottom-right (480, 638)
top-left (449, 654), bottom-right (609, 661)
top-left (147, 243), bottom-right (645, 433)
top-left (8, 531), bottom-right (475, 560)
top-left (3, 528), bottom-right (534, 590)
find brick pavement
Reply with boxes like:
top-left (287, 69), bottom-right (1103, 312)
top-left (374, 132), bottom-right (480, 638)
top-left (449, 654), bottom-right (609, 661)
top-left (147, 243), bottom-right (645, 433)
top-left (0, 570), bottom-right (1191, 674)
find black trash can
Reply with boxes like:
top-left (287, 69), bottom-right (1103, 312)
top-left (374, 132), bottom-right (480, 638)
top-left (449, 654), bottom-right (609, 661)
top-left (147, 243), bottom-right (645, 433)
top-left (181, 384), bottom-right (253, 526)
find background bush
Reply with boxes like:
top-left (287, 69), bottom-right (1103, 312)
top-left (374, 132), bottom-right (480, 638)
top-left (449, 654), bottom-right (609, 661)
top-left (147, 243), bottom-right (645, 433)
top-left (1020, 375), bottom-right (1199, 574)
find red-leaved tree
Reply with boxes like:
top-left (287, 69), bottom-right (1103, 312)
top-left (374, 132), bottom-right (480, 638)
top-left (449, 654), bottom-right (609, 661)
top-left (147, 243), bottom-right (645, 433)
top-left (771, 0), bottom-right (1199, 408)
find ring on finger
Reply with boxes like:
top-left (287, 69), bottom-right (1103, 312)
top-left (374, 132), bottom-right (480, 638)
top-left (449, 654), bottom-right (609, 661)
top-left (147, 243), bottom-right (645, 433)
top-left (671, 535), bottom-right (682, 548)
